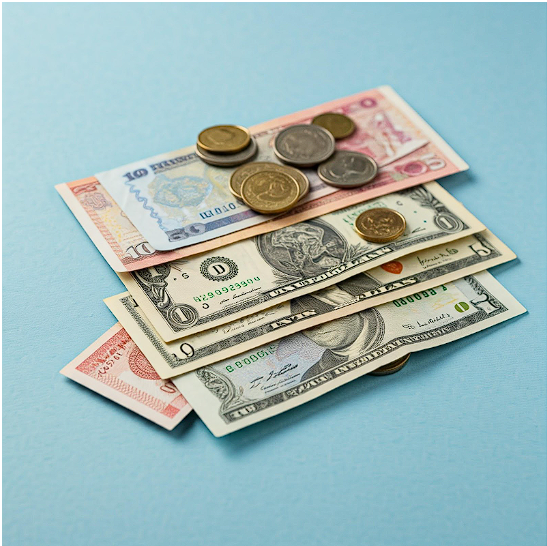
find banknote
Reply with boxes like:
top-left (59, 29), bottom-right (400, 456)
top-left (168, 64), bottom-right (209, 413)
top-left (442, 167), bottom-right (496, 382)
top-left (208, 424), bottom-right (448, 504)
top-left (56, 178), bottom-right (184, 272)
top-left (172, 271), bottom-right (525, 436)
top-left (94, 86), bottom-right (468, 252)
top-left (119, 182), bottom-right (485, 342)
top-left (105, 230), bottom-right (515, 377)
top-left (60, 323), bottom-right (192, 430)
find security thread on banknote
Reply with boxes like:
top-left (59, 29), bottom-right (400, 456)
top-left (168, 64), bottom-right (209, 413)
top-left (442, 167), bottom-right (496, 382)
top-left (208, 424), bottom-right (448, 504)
top-left (60, 323), bottom-right (192, 430)
top-left (172, 271), bottom-right (526, 436)
top-left (119, 181), bottom-right (485, 342)
top-left (104, 229), bottom-right (516, 378)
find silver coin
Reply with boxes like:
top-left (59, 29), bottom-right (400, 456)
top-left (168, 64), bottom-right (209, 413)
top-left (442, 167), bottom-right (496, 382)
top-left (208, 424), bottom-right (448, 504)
top-left (273, 124), bottom-right (335, 167)
top-left (317, 150), bottom-right (378, 188)
top-left (196, 137), bottom-right (258, 167)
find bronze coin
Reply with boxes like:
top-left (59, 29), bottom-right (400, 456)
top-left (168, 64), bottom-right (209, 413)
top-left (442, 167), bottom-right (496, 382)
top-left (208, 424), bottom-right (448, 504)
top-left (230, 162), bottom-right (309, 200)
top-left (240, 170), bottom-right (300, 214)
top-left (369, 354), bottom-right (411, 376)
top-left (312, 112), bottom-right (356, 139)
top-left (354, 207), bottom-right (407, 244)
top-left (197, 125), bottom-right (251, 154)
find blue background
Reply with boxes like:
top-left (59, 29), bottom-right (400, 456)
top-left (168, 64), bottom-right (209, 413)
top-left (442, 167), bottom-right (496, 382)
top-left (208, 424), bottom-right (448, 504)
top-left (3, 3), bottom-right (546, 545)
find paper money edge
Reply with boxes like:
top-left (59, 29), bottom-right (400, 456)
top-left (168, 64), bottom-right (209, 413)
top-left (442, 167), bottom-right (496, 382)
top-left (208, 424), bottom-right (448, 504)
top-left (56, 181), bottom-right (128, 272)
top-left (119, 180), bottom-right (487, 342)
top-left (105, 229), bottom-right (517, 377)
top-left (60, 323), bottom-right (192, 429)
top-left (174, 271), bottom-right (526, 436)
top-left (378, 85), bottom-right (469, 171)
top-left (104, 295), bottom-right (178, 380)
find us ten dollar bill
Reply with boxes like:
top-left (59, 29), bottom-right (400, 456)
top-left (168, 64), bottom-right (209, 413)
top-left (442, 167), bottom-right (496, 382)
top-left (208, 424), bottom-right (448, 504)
top-left (172, 271), bottom-right (525, 436)
top-left (105, 230), bottom-right (515, 379)
top-left (118, 182), bottom-right (485, 342)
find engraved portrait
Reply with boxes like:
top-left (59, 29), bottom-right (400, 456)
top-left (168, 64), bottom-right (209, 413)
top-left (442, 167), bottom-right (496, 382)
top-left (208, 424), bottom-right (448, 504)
top-left (256, 219), bottom-right (348, 278)
top-left (290, 274), bottom-right (385, 381)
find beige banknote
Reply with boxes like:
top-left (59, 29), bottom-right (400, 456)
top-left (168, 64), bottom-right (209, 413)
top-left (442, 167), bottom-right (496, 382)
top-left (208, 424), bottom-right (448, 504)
top-left (60, 323), bottom-right (192, 430)
top-left (105, 230), bottom-right (515, 378)
top-left (119, 182), bottom-right (485, 342)
top-left (172, 271), bottom-right (525, 436)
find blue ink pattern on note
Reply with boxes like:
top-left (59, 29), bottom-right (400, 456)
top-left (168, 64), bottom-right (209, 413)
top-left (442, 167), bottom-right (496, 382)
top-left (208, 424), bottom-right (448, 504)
top-left (123, 179), bottom-right (167, 232)
top-left (150, 174), bottom-right (212, 208)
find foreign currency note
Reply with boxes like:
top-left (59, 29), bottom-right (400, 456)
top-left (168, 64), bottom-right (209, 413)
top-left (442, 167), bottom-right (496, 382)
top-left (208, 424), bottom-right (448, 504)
top-left (60, 323), bottom-right (191, 430)
top-left (104, 230), bottom-right (515, 377)
top-left (56, 178), bottom-right (184, 272)
top-left (119, 182), bottom-right (485, 342)
top-left (93, 86), bottom-right (468, 252)
top-left (172, 271), bottom-right (525, 436)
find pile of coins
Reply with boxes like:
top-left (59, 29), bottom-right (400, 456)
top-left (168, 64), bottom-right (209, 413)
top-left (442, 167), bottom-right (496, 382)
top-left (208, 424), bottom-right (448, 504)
top-left (230, 162), bottom-right (309, 214)
top-left (195, 117), bottom-right (407, 248)
top-left (196, 125), bottom-right (257, 166)
top-left (196, 112), bottom-right (380, 216)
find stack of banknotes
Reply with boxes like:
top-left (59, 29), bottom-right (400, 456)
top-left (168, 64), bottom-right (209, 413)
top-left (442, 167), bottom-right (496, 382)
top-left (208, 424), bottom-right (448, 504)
top-left (57, 86), bottom-right (525, 436)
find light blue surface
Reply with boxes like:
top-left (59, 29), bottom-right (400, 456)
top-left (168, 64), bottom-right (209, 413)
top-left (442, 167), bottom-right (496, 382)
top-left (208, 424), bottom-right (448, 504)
top-left (3, 4), bottom-right (546, 545)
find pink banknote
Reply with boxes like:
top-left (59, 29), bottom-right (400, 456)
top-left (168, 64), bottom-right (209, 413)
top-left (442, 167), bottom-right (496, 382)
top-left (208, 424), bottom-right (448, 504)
top-left (60, 323), bottom-right (191, 429)
top-left (57, 86), bottom-right (468, 271)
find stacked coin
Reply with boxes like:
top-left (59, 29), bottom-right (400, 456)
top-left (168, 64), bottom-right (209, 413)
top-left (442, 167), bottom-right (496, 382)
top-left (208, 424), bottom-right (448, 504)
top-left (230, 162), bottom-right (309, 214)
top-left (196, 125), bottom-right (257, 166)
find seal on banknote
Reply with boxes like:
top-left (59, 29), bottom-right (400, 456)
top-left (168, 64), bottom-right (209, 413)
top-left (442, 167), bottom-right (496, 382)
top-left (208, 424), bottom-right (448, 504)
top-left (230, 162), bottom-right (309, 201)
top-left (240, 170), bottom-right (300, 214)
top-left (197, 125), bottom-right (251, 154)
top-left (311, 112), bottom-right (355, 139)
top-left (318, 150), bottom-right (378, 188)
top-left (273, 124), bottom-right (335, 167)
top-left (354, 207), bottom-right (406, 243)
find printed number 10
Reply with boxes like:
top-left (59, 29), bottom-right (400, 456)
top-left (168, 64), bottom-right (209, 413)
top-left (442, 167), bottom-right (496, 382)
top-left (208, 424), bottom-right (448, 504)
top-left (123, 169), bottom-right (148, 181)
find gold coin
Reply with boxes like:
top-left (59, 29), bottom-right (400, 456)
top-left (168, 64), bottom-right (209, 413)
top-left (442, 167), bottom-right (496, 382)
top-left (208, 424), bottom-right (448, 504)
top-left (240, 170), bottom-right (300, 214)
top-left (311, 112), bottom-right (355, 139)
top-left (197, 125), bottom-right (251, 154)
top-left (354, 208), bottom-right (407, 244)
top-left (369, 354), bottom-right (411, 376)
top-left (230, 162), bottom-right (309, 201)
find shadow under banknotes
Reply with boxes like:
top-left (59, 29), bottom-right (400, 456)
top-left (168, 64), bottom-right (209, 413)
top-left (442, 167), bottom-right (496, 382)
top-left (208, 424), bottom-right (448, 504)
top-left (210, 311), bottom-right (526, 452)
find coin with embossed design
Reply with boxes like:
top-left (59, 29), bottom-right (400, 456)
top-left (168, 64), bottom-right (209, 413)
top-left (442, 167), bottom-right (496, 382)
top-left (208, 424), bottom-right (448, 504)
top-left (312, 112), bottom-right (355, 139)
top-left (230, 162), bottom-right (309, 201)
top-left (354, 208), bottom-right (407, 243)
top-left (369, 354), bottom-right (411, 376)
top-left (318, 150), bottom-right (378, 188)
top-left (196, 137), bottom-right (257, 167)
top-left (273, 124), bottom-right (335, 167)
top-left (197, 125), bottom-right (251, 154)
top-left (240, 170), bottom-right (300, 214)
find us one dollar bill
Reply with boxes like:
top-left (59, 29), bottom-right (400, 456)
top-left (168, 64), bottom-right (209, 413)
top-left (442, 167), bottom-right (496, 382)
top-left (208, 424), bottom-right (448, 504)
top-left (105, 230), bottom-right (515, 378)
top-left (119, 181), bottom-right (485, 342)
top-left (94, 86), bottom-right (467, 252)
top-left (172, 271), bottom-right (525, 436)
